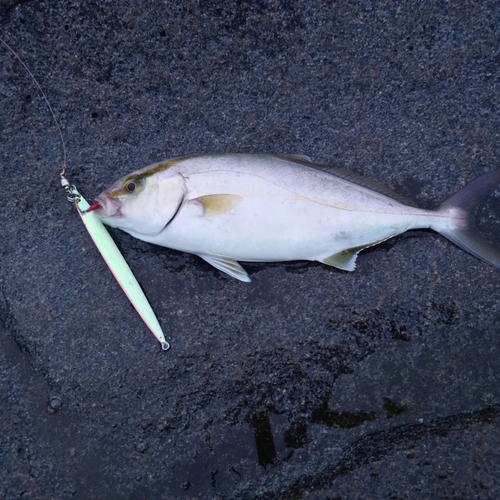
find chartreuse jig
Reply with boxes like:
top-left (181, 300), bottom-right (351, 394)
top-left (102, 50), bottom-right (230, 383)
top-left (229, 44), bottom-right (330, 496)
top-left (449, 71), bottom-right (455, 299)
top-left (1, 37), bottom-right (169, 350)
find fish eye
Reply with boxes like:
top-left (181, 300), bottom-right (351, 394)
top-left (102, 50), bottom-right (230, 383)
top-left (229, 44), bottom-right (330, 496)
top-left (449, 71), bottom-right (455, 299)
top-left (124, 179), bottom-right (138, 192)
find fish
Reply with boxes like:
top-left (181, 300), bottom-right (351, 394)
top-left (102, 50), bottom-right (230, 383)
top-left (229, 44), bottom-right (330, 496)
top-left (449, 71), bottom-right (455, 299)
top-left (93, 153), bottom-right (500, 282)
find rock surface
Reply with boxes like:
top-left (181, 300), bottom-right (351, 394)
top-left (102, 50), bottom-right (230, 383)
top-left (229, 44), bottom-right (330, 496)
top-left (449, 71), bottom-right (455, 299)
top-left (1, 1), bottom-right (500, 498)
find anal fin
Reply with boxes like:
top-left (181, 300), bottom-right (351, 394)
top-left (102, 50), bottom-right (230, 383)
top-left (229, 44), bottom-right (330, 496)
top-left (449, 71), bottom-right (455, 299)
top-left (322, 246), bottom-right (365, 271)
top-left (198, 254), bottom-right (251, 282)
top-left (322, 231), bottom-right (402, 271)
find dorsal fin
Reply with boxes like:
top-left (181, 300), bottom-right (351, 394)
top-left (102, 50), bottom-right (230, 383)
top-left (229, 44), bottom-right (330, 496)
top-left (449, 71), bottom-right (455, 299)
top-left (271, 154), bottom-right (417, 208)
top-left (272, 153), bottom-right (312, 163)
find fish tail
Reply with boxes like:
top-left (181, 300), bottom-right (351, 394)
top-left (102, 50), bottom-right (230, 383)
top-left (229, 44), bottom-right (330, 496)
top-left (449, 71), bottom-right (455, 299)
top-left (433, 170), bottom-right (500, 268)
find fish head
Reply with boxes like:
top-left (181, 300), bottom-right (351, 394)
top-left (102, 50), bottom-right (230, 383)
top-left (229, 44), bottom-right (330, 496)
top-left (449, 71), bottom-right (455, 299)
top-left (94, 163), bottom-right (187, 235)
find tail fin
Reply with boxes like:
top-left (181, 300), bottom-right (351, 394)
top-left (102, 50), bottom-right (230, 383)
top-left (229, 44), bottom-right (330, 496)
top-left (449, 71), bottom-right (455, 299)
top-left (435, 170), bottom-right (500, 268)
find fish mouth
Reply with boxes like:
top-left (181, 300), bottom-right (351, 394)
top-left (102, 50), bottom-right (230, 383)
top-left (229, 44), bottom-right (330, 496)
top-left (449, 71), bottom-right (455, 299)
top-left (93, 193), bottom-right (123, 218)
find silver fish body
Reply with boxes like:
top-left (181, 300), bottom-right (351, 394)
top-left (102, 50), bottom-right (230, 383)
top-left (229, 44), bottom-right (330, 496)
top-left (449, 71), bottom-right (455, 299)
top-left (95, 154), bottom-right (500, 281)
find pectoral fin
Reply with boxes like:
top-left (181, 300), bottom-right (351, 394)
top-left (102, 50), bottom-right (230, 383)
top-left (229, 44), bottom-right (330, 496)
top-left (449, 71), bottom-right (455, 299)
top-left (198, 254), bottom-right (251, 282)
top-left (192, 194), bottom-right (243, 217)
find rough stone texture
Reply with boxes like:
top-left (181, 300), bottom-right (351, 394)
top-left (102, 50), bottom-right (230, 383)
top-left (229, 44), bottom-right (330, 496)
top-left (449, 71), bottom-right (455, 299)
top-left (1, 1), bottom-right (500, 499)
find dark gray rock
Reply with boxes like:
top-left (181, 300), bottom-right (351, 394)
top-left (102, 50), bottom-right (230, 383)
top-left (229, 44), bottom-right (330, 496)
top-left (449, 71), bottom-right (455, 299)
top-left (1, 1), bottom-right (500, 498)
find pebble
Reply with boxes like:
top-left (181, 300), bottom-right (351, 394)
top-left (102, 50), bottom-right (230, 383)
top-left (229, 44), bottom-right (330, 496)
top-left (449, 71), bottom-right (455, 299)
top-left (136, 441), bottom-right (148, 453)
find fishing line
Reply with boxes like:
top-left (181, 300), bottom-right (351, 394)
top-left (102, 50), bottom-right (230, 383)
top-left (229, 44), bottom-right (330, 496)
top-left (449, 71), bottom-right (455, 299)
top-left (1, 35), bottom-right (170, 350)
top-left (0, 36), bottom-right (67, 172)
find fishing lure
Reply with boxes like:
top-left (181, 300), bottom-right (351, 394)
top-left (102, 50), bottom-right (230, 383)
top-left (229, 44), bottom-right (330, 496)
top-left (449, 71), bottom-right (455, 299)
top-left (1, 37), bottom-right (169, 350)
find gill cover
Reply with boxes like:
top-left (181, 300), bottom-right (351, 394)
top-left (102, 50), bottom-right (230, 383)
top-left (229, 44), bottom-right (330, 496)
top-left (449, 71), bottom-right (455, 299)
top-left (98, 170), bottom-right (187, 235)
